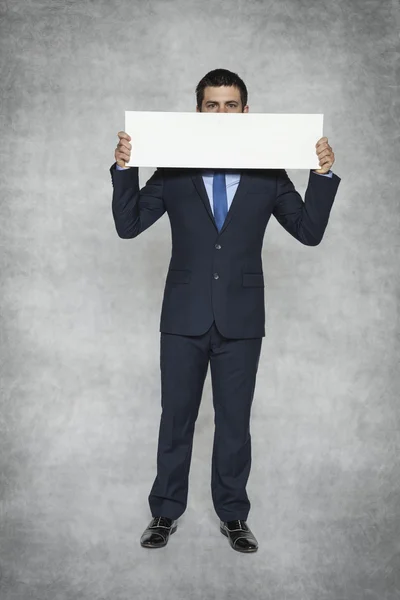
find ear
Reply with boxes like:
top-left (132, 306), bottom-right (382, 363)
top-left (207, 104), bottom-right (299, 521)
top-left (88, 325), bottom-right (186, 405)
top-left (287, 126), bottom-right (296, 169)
top-left (243, 105), bottom-right (249, 113)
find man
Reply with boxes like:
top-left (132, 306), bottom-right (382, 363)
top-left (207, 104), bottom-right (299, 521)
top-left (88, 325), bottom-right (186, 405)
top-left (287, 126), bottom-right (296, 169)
top-left (109, 69), bottom-right (340, 553)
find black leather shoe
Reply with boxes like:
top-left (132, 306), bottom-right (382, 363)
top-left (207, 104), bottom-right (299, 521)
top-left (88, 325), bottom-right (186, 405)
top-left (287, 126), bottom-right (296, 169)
top-left (140, 516), bottom-right (178, 548)
top-left (220, 519), bottom-right (258, 553)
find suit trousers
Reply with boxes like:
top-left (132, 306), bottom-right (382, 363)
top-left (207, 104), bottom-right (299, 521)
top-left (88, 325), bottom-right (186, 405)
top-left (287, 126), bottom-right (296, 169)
top-left (148, 320), bottom-right (263, 522)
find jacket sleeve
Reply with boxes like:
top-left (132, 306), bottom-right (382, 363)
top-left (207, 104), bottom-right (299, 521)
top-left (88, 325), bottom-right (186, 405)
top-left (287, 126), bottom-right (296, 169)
top-left (272, 169), bottom-right (341, 246)
top-left (109, 162), bottom-right (166, 239)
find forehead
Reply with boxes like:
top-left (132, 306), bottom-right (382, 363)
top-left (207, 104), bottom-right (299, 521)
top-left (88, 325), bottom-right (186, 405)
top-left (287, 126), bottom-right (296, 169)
top-left (202, 85), bottom-right (241, 102)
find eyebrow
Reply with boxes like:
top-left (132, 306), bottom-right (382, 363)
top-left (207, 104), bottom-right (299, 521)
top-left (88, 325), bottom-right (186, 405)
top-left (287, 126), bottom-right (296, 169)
top-left (205, 100), bottom-right (239, 104)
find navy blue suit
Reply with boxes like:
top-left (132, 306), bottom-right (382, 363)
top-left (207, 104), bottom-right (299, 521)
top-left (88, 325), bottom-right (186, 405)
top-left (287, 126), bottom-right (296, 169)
top-left (110, 162), bottom-right (341, 521)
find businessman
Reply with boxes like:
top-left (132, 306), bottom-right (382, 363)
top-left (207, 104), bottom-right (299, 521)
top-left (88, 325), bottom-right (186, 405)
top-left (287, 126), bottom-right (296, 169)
top-left (109, 69), bottom-right (341, 553)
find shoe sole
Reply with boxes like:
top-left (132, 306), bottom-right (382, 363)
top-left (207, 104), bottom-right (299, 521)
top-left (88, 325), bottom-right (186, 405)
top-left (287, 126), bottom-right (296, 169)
top-left (140, 523), bottom-right (178, 548)
top-left (220, 525), bottom-right (258, 553)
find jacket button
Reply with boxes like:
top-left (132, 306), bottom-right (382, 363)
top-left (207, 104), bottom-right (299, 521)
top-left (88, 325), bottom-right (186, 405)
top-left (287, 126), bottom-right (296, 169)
top-left (215, 244), bottom-right (221, 250)
top-left (213, 273), bottom-right (219, 280)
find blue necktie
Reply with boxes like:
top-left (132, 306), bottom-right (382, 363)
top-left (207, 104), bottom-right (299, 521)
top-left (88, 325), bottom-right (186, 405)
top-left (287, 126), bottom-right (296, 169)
top-left (213, 172), bottom-right (228, 231)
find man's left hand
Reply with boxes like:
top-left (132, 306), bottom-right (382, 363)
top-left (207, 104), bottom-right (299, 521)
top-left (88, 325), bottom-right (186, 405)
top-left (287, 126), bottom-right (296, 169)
top-left (314, 137), bottom-right (335, 174)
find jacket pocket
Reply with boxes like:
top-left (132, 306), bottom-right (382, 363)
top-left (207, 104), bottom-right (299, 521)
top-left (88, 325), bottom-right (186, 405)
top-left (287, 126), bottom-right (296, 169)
top-left (167, 269), bottom-right (191, 284)
top-left (242, 272), bottom-right (264, 287)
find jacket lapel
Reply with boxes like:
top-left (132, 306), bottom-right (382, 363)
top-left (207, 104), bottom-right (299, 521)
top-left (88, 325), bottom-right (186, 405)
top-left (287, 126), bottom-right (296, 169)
top-left (191, 173), bottom-right (216, 227)
top-left (190, 171), bottom-right (253, 234)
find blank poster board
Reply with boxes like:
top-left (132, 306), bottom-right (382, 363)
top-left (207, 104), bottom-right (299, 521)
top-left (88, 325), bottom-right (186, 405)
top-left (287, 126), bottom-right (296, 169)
top-left (124, 111), bottom-right (323, 170)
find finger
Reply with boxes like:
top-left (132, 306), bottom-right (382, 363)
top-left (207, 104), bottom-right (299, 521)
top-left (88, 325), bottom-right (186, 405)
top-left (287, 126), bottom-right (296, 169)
top-left (116, 147), bottom-right (131, 160)
top-left (117, 142), bottom-right (131, 153)
top-left (316, 137), bottom-right (328, 147)
top-left (318, 158), bottom-right (331, 168)
top-left (317, 149), bottom-right (332, 160)
top-left (118, 139), bottom-right (132, 150)
top-left (117, 151), bottom-right (130, 162)
top-left (117, 131), bottom-right (131, 141)
top-left (118, 131), bottom-right (131, 141)
top-left (316, 145), bottom-right (329, 156)
top-left (319, 154), bottom-right (331, 164)
top-left (316, 142), bottom-right (330, 153)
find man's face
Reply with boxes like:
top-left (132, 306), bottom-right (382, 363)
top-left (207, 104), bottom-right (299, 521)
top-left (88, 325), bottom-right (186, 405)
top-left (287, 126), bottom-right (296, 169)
top-left (196, 85), bottom-right (249, 113)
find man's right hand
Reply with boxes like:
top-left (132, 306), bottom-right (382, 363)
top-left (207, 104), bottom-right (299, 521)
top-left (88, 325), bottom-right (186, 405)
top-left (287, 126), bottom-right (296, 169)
top-left (115, 131), bottom-right (132, 168)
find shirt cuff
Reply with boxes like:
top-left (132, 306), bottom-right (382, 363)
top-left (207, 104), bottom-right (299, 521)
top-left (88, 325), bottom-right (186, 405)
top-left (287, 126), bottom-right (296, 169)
top-left (115, 163), bottom-right (129, 170)
top-left (313, 170), bottom-right (333, 178)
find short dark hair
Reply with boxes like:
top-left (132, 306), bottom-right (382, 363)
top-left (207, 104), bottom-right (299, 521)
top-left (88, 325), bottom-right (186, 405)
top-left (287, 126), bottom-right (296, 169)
top-left (195, 68), bottom-right (248, 111)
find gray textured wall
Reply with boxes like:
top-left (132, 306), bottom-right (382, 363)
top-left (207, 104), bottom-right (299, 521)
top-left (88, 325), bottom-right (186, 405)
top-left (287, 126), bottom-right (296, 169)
top-left (1, 0), bottom-right (399, 599)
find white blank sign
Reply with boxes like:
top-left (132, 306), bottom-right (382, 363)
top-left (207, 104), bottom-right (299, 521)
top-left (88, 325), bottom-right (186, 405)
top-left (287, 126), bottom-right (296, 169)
top-left (125, 111), bottom-right (323, 169)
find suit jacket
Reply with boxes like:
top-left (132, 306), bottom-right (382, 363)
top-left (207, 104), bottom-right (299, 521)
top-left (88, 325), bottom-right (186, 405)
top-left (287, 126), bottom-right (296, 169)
top-left (109, 163), bottom-right (341, 338)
